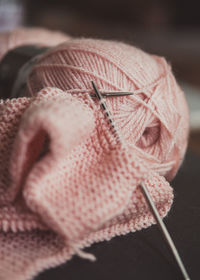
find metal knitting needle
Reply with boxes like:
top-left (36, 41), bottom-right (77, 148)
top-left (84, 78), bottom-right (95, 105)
top-left (91, 81), bottom-right (191, 280)
top-left (140, 182), bottom-right (190, 280)
top-left (90, 92), bottom-right (133, 98)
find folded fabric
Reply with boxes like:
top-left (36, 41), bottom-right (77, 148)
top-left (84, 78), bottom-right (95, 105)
top-left (0, 87), bottom-right (174, 280)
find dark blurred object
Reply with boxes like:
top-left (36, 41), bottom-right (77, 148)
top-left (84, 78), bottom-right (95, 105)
top-left (0, 45), bottom-right (48, 99)
top-left (0, 0), bottom-right (25, 31)
top-left (24, 0), bottom-right (200, 87)
top-left (25, 0), bottom-right (200, 28)
top-left (190, 131), bottom-right (200, 155)
top-left (25, 0), bottom-right (172, 30)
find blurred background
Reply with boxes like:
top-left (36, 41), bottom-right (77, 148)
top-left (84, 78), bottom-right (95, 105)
top-left (0, 0), bottom-right (199, 154)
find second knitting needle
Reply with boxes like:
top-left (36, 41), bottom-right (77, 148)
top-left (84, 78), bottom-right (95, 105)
top-left (91, 81), bottom-right (190, 280)
top-left (90, 92), bottom-right (133, 98)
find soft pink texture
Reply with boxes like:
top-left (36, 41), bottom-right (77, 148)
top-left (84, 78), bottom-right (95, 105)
top-left (0, 35), bottom-right (189, 280)
top-left (27, 38), bottom-right (189, 180)
top-left (0, 27), bottom-right (70, 61)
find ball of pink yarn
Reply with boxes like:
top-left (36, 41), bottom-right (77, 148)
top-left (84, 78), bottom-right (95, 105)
top-left (0, 27), bottom-right (70, 61)
top-left (27, 38), bottom-right (189, 181)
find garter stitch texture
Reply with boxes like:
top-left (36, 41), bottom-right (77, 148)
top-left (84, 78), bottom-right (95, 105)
top-left (0, 33), bottom-right (189, 280)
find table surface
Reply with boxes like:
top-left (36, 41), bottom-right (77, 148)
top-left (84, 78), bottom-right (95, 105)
top-left (35, 149), bottom-right (200, 280)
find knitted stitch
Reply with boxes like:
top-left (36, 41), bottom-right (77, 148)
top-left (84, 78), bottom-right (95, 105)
top-left (0, 36), bottom-right (189, 280)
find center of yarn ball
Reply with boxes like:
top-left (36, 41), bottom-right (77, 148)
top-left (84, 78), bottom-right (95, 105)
top-left (136, 123), bottom-right (160, 149)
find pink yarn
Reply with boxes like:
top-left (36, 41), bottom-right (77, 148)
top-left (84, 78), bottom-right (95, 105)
top-left (27, 38), bottom-right (189, 180)
top-left (0, 33), bottom-right (189, 280)
top-left (0, 27), bottom-right (70, 61)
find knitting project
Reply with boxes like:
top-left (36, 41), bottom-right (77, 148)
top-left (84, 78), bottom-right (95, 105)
top-left (0, 36), bottom-right (189, 280)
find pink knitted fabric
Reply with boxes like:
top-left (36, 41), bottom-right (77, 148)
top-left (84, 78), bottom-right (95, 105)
top-left (0, 37), bottom-right (189, 280)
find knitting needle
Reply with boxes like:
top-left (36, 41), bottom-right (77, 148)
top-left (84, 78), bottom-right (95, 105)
top-left (140, 182), bottom-right (190, 280)
top-left (90, 92), bottom-right (133, 98)
top-left (91, 81), bottom-right (191, 280)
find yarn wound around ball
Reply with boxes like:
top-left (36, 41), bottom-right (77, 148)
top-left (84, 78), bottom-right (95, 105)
top-left (0, 28), bottom-right (189, 280)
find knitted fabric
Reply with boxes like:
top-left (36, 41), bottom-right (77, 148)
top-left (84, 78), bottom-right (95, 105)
top-left (0, 37), bottom-right (189, 280)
